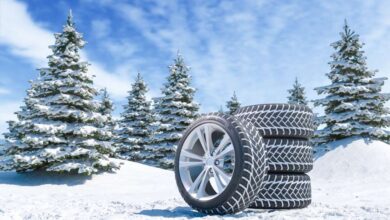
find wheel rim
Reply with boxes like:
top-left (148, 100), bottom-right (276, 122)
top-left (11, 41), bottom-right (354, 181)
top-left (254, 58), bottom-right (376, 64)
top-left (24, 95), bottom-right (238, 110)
top-left (179, 123), bottom-right (235, 201)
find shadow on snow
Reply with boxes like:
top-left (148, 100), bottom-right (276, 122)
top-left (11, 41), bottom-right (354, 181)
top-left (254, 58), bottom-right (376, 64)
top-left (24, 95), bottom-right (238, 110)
top-left (0, 170), bottom-right (92, 186)
top-left (137, 206), bottom-right (279, 218)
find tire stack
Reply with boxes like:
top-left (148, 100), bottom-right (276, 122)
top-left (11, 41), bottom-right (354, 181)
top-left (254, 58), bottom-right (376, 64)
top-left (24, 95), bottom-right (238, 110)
top-left (174, 104), bottom-right (314, 215)
top-left (234, 104), bottom-right (314, 209)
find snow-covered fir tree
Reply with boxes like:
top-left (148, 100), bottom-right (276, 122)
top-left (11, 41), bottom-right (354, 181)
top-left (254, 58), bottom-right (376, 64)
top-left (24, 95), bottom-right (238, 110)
top-left (226, 91), bottom-right (241, 114)
top-left (116, 73), bottom-right (155, 162)
top-left (0, 139), bottom-right (4, 157)
top-left (0, 11), bottom-right (118, 174)
top-left (98, 88), bottom-right (114, 116)
top-left (150, 53), bottom-right (199, 169)
top-left (287, 77), bottom-right (308, 105)
top-left (313, 21), bottom-right (390, 146)
top-left (98, 88), bottom-right (117, 155)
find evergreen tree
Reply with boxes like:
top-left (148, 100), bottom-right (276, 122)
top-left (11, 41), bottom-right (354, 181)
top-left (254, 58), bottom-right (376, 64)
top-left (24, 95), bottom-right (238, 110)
top-left (226, 91), bottom-right (241, 114)
top-left (287, 77), bottom-right (308, 105)
top-left (116, 73), bottom-right (155, 162)
top-left (98, 88), bottom-right (116, 155)
top-left (0, 11), bottom-right (118, 174)
top-left (0, 139), bottom-right (4, 157)
top-left (98, 88), bottom-right (114, 116)
top-left (313, 21), bottom-right (390, 146)
top-left (218, 105), bottom-right (224, 113)
top-left (151, 53), bottom-right (199, 169)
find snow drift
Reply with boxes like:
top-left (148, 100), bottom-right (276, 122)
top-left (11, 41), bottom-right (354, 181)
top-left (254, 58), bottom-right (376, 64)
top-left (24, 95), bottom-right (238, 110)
top-left (312, 137), bottom-right (390, 182)
top-left (311, 137), bottom-right (390, 208)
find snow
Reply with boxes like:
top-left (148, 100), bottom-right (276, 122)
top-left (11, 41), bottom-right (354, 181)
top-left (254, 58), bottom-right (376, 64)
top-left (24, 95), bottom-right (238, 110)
top-left (1, 138), bottom-right (390, 219)
top-left (311, 137), bottom-right (390, 207)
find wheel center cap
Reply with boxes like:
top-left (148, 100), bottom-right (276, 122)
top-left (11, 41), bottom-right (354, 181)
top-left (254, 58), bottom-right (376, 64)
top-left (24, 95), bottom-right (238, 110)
top-left (205, 157), bottom-right (214, 166)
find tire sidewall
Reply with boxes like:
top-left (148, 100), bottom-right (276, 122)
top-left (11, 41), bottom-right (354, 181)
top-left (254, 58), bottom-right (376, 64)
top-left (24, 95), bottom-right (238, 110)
top-left (174, 116), bottom-right (245, 210)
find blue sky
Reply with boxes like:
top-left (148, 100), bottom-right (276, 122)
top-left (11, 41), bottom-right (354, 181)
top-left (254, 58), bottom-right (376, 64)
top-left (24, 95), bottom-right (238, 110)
top-left (0, 0), bottom-right (390, 134)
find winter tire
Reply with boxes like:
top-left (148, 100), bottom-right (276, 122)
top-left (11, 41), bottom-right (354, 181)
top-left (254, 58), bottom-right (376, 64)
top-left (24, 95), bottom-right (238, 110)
top-left (250, 173), bottom-right (311, 209)
top-left (234, 104), bottom-right (314, 139)
top-left (175, 113), bottom-right (267, 215)
top-left (265, 138), bottom-right (313, 173)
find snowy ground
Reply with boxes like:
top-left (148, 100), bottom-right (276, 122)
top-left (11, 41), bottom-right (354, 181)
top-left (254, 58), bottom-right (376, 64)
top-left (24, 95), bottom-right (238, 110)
top-left (1, 137), bottom-right (390, 219)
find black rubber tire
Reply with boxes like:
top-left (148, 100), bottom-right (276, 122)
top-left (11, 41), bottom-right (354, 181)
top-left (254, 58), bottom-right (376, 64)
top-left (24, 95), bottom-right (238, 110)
top-left (265, 138), bottom-right (313, 173)
top-left (250, 174), bottom-right (311, 209)
top-left (175, 113), bottom-right (267, 215)
top-left (234, 104), bottom-right (314, 139)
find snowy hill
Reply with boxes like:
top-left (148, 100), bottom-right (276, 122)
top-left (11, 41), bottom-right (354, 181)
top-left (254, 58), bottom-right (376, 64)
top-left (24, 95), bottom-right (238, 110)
top-left (1, 138), bottom-right (390, 219)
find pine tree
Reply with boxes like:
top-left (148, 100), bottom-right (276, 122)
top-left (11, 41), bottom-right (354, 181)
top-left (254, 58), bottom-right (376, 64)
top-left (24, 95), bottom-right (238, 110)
top-left (98, 88), bottom-right (114, 116)
top-left (218, 105), bottom-right (224, 113)
top-left (116, 73), bottom-right (155, 162)
top-left (0, 11), bottom-right (118, 174)
top-left (226, 91), bottom-right (241, 114)
top-left (98, 88), bottom-right (116, 155)
top-left (313, 21), bottom-right (390, 146)
top-left (151, 53), bottom-right (199, 169)
top-left (287, 77), bottom-right (308, 105)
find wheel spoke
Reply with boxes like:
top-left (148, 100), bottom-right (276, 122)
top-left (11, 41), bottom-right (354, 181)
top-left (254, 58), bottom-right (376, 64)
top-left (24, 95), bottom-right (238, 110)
top-left (188, 168), bottom-right (207, 194)
top-left (196, 128), bottom-right (207, 155)
top-left (214, 134), bottom-right (230, 156)
top-left (214, 165), bottom-right (232, 183)
top-left (215, 144), bottom-right (234, 159)
top-left (197, 167), bottom-right (211, 198)
top-left (204, 125), bottom-right (213, 155)
top-left (181, 150), bottom-right (204, 161)
top-left (180, 123), bottom-right (236, 201)
top-left (180, 161), bottom-right (204, 168)
top-left (212, 166), bottom-right (224, 193)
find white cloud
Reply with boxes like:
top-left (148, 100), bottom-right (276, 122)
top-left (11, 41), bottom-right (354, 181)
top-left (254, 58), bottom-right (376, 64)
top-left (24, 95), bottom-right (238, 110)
top-left (109, 0), bottom-right (390, 112)
top-left (0, 0), bottom-right (131, 100)
top-left (0, 0), bottom-right (52, 66)
top-left (91, 19), bottom-right (111, 38)
top-left (101, 40), bottom-right (137, 59)
top-left (110, 1), bottom-right (300, 112)
top-left (0, 87), bottom-right (10, 95)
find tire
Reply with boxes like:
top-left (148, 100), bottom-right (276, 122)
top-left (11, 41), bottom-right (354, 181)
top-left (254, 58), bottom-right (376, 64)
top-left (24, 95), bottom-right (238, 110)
top-left (265, 138), bottom-right (313, 173)
top-left (234, 104), bottom-right (314, 139)
top-left (175, 113), bottom-right (267, 215)
top-left (250, 174), bottom-right (311, 209)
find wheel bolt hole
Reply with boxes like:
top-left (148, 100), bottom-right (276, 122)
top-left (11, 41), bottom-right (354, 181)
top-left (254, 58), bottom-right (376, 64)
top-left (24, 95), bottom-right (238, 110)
top-left (214, 160), bottom-right (220, 166)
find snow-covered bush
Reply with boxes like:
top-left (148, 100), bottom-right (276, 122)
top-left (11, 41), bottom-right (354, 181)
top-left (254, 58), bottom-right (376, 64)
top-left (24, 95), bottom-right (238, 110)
top-left (116, 73), bottom-right (155, 162)
top-left (313, 21), bottom-right (390, 147)
top-left (0, 11), bottom-right (119, 174)
top-left (149, 53), bottom-right (199, 169)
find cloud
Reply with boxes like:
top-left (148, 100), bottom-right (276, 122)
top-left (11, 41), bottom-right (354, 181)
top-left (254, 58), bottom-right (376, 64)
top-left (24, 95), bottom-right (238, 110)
top-left (101, 40), bottom-right (137, 59)
top-left (91, 19), bottom-right (111, 38)
top-left (0, 0), bottom-right (52, 66)
top-left (108, 0), bottom-right (390, 112)
top-left (0, 87), bottom-right (10, 95)
top-left (0, 0), bottom-right (131, 100)
top-left (109, 1), bottom-right (302, 112)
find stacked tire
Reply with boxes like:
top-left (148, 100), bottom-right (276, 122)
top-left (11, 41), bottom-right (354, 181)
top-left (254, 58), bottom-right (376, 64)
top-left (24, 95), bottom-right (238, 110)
top-left (234, 104), bottom-right (313, 209)
top-left (174, 104), bottom-right (314, 215)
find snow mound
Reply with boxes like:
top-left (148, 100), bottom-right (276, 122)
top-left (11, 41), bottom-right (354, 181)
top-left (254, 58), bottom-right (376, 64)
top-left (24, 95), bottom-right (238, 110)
top-left (312, 137), bottom-right (390, 182)
top-left (311, 137), bottom-right (390, 208)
